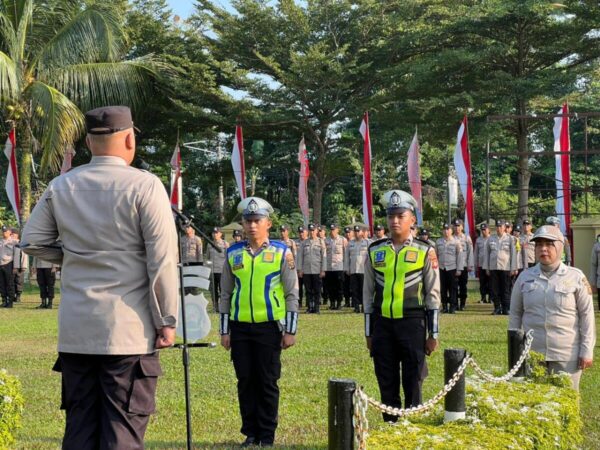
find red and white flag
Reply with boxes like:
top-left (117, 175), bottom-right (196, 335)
top-left (298, 136), bottom-right (310, 224)
top-left (454, 116), bottom-right (475, 242)
top-left (170, 142), bottom-right (182, 210)
top-left (4, 128), bottom-right (20, 225)
top-left (231, 125), bottom-right (246, 199)
top-left (359, 112), bottom-right (374, 235)
top-left (553, 103), bottom-right (571, 236)
top-left (60, 146), bottom-right (76, 174)
top-left (407, 129), bottom-right (423, 226)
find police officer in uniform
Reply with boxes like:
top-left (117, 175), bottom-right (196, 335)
top-left (342, 226), bottom-right (354, 307)
top-left (363, 190), bottom-right (440, 421)
top-left (324, 224), bottom-right (346, 310)
top-left (590, 233), bottom-right (600, 310)
top-left (207, 227), bottom-right (229, 311)
top-left (232, 229), bottom-right (243, 244)
top-left (295, 226), bottom-right (307, 307)
top-left (21, 106), bottom-right (179, 449)
top-left (33, 257), bottom-right (58, 309)
top-left (279, 225), bottom-right (297, 258)
top-left (297, 224), bottom-right (326, 313)
top-left (546, 216), bottom-right (571, 265)
top-left (418, 228), bottom-right (435, 247)
top-left (474, 223), bottom-right (491, 303)
top-left (435, 223), bottom-right (464, 314)
top-left (346, 225), bottom-right (369, 313)
top-left (0, 225), bottom-right (16, 308)
top-left (374, 224), bottom-right (387, 240)
top-left (521, 219), bottom-right (536, 269)
top-left (452, 219), bottom-right (473, 311)
top-left (219, 197), bottom-right (299, 447)
top-left (11, 228), bottom-right (27, 303)
top-left (483, 220), bottom-right (517, 315)
top-left (182, 225), bottom-right (203, 264)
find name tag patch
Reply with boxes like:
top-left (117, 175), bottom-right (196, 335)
top-left (232, 254), bottom-right (244, 270)
top-left (404, 250), bottom-right (418, 263)
top-left (262, 251), bottom-right (275, 263)
top-left (374, 251), bottom-right (386, 267)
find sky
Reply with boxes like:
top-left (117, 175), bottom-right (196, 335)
top-left (166, 0), bottom-right (234, 18)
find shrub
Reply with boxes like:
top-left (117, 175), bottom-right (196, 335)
top-left (0, 369), bottom-right (24, 450)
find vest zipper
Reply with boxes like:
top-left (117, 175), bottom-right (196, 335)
top-left (249, 256), bottom-right (256, 322)
top-left (390, 250), bottom-right (399, 318)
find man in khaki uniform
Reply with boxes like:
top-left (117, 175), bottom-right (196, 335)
top-left (207, 227), bottom-right (229, 311)
top-left (483, 220), bottom-right (517, 315)
top-left (474, 223), bottom-right (491, 304)
top-left (520, 219), bottom-right (536, 269)
top-left (435, 224), bottom-right (464, 313)
top-left (374, 224), bottom-right (387, 240)
top-left (510, 226), bottom-right (595, 391)
top-left (452, 219), bottom-right (473, 311)
top-left (33, 257), bottom-right (58, 309)
top-left (11, 228), bottom-right (28, 303)
top-left (590, 233), bottom-right (600, 310)
top-left (0, 225), bottom-right (16, 308)
top-left (279, 225), bottom-right (297, 258)
top-left (346, 225), bottom-right (369, 313)
top-left (297, 223), bottom-right (326, 313)
top-left (325, 224), bottom-right (346, 310)
top-left (21, 106), bottom-right (179, 449)
top-left (182, 225), bottom-right (203, 264)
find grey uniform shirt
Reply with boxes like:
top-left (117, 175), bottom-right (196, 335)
top-left (483, 233), bottom-right (517, 272)
top-left (34, 257), bottom-right (56, 270)
top-left (182, 235), bottom-right (203, 263)
top-left (509, 264), bottom-right (596, 361)
top-left (326, 236), bottom-right (345, 271)
top-left (454, 233), bottom-right (474, 269)
top-left (590, 242), bottom-right (600, 288)
top-left (297, 238), bottom-right (327, 274)
top-left (474, 236), bottom-right (488, 268)
top-left (21, 156), bottom-right (179, 355)
top-left (281, 238), bottom-right (297, 260)
top-left (435, 237), bottom-right (464, 271)
top-left (521, 232), bottom-right (536, 267)
top-left (12, 243), bottom-right (28, 270)
top-left (219, 239), bottom-right (299, 315)
top-left (0, 238), bottom-right (15, 265)
top-left (363, 237), bottom-right (441, 314)
top-left (207, 239), bottom-right (229, 273)
top-left (345, 239), bottom-right (369, 274)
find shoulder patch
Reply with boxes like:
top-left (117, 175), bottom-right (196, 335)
top-left (582, 277), bottom-right (593, 295)
top-left (427, 248), bottom-right (439, 269)
top-left (285, 251), bottom-right (295, 270)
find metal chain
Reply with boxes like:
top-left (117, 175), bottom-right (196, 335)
top-left (353, 387), bottom-right (369, 450)
top-left (469, 330), bottom-right (534, 382)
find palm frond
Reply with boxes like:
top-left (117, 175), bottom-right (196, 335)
top-left (46, 56), bottom-right (174, 113)
top-left (24, 80), bottom-right (84, 173)
top-left (13, 0), bottom-right (31, 63)
top-left (0, 0), bottom-right (27, 30)
top-left (33, 6), bottom-right (125, 71)
top-left (0, 50), bottom-right (17, 101)
top-left (0, 11), bottom-right (17, 55)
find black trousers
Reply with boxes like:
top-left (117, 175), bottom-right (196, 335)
top-left (54, 352), bottom-right (161, 450)
top-left (371, 315), bottom-right (427, 422)
top-left (478, 267), bottom-right (490, 301)
top-left (440, 269), bottom-right (457, 311)
top-left (343, 272), bottom-right (351, 306)
top-left (13, 269), bottom-right (25, 295)
top-left (325, 271), bottom-right (343, 308)
top-left (490, 270), bottom-right (512, 313)
top-left (457, 268), bottom-right (468, 308)
top-left (230, 321), bottom-right (282, 444)
top-left (303, 274), bottom-right (322, 313)
top-left (211, 272), bottom-right (222, 311)
top-left (0, 262), bottom-right (15, 300)
top-left (297, 273), bottom-right (304, 307)
top-left (37, 268), bottom-right (56, 299)
top-left (350, 273), bottom-right (364, 312)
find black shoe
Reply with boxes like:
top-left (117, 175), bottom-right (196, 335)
top-left (492, 309), bottom-right (501, 315)
top-left (241, 436), bottom-right (257, 447)
top-left (449, 307), bottom-right (456, 314)
top-left (259, 442), bottom-right (273, 448)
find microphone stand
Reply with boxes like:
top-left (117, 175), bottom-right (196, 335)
top-left (171, 206), bottom-right (222, 450)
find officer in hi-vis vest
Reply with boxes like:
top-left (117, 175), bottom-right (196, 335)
top-left (219, 197), bottom-right (299, 448)
top-left (363, 190), bottom-right (441, 422)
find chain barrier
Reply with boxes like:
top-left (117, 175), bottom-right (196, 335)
top-left (352, 329), bottom-right (535, 449)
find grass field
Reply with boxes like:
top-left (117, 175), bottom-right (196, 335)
top-left (1, 285), bottom-right (599, 449)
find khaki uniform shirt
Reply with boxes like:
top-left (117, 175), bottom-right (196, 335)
top-left (363, 237), bottom-right (441, 313)
top-left (281, 238), bottom-right (297, 260)
top-left (435, 237), bottom-right (464, 271)
top-left (219, 239), bottom-right (299, 314)
top-left (483, 233), bottom-right (517, 272)
top-left (207, 239), bottom-right (229, 274)
top-left (455, 233), bottom-right (474, 269)
top-left (509, 264), bottom-right (596, 361)
top-left (520, 232), bottom-right (536, 267)
top-left (0, 238), bottom-right (15, 265)
top-left (182, 235), bottom-right (203, 263)
top-left (590, 242), bottom-right (600, 288)
top-left (326, 236), bottom-right (346, 271)
top-left (474, 235), bottom-right (488, 268)
top-left (21, 156), bottom-right (179, 355)
top-left (297, 238), bottom-right (327, 274)
top-left (345, 238), bottom-right (369, 275)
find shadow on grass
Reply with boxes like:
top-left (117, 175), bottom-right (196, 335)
top-left (146, 441), bottom-right (326, 449)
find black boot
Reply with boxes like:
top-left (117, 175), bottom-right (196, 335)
top-left (36, 298), bottom-right (46, 309)
top-left (46, 298), bottom-right (53, 309)
top-left (14, 294), bottom-right (21, 303)
top-left (5, 297), bottom-right (13, 308)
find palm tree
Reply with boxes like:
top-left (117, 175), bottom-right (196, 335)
top-left (0, 0), bottom-right (168, 221)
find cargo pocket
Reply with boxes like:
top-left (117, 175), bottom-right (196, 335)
top-left (127, 355), bottom-right (162, 415)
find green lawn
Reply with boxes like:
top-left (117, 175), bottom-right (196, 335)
top-left (1, 285), bottom-right (599, 449)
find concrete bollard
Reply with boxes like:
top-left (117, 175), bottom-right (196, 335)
top-left (328, 378), bottom-right (356, 450)
top-left (444, 348), bottom-right (467, 422)
top-left (508, 329), bottom-right (529, 378)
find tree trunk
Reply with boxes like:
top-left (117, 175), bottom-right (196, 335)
top-left (18, 128), bottom-right (33, 224)
top-left (515, 99), bottom-right (530, 223)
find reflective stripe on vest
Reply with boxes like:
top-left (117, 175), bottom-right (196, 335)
top-left (370, 244), bottom-right (427, 319)
top-left (228, 242), bottom-right (287, 323)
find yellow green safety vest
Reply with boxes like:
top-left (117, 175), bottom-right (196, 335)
top-left (227, 241), bottom-right (287, 323)
top-left (369, 240), bottom-right (428, 319)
